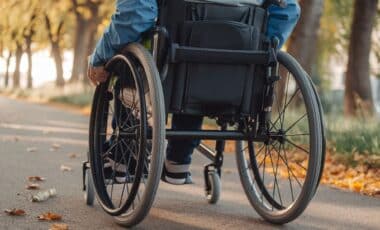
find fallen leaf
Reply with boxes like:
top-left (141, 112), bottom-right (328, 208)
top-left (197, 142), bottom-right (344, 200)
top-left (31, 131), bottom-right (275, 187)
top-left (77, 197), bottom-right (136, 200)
top-left (68, 153), bottom-right (78, 159)
top-left (28, 176), bottom-right (46, 182)
top-left (49, 223), bottom-right (68, 230)
top-left (27, 147), bottom-right (37, 152)
top-left (14, 136), bottom-right (19, 142)
top-left (37, 212), bottom-right (62, 221)
top-left (4, 209), bottom-right (26, 216)
top-left (51, 143), bottom-right (61, 149)
top-left (350, 181), bottom-right (363, 192)
top-left (26, 183), bottom-right (40, 190)
top-left (50, 144), bottom-right (62, 152)
top-left (223, 169), bottom-right (233, 174)
top-left (60, 165), bottom-right (72, 172)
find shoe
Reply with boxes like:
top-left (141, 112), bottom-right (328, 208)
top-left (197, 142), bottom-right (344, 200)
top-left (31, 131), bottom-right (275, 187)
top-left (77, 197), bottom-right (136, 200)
top-left (161, 161), bottom-right (193, 185)
top-left (103, 140), bottom-right (150, 184)
top-left (103, 140), bottom-right (134, 184)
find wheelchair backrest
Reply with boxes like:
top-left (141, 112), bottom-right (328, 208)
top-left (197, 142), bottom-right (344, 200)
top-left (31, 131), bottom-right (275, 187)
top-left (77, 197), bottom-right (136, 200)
top-left (158, 0), bottom-right (268, 117)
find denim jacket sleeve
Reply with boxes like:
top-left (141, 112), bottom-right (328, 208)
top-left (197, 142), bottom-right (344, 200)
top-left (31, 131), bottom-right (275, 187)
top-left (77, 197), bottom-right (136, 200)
top-left (90, 0), bottom-right (158, 67)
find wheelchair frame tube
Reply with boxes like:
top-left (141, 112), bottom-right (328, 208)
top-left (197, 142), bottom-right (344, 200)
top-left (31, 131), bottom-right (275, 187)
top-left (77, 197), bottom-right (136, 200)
top-left (165, 129), bottom-right (268, 141)
top-left (171, 45), bottom-right (270, 65)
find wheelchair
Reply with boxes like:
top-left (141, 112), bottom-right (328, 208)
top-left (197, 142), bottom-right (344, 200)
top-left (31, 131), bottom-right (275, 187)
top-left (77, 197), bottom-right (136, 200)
top-left (82, 0), bottom-right (326, 227)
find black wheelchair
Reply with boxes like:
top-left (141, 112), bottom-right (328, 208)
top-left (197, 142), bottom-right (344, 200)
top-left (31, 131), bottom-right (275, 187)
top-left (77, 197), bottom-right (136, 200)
top-left (82, 0), bottom-right (326, 227)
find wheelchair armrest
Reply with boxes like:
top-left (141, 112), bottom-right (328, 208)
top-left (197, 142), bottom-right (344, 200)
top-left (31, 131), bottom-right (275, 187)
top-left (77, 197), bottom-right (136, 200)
top-left (171, 44), bottom-right (270, 65)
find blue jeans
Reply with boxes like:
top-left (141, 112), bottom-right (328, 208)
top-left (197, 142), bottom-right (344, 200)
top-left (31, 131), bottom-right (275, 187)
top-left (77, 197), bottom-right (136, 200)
top-left (166, 1), bottom-right (301, 166)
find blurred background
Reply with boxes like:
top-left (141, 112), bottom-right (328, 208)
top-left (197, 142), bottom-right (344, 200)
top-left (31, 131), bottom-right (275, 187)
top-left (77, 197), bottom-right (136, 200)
top-left (0, 0), bottom-right (379, 194)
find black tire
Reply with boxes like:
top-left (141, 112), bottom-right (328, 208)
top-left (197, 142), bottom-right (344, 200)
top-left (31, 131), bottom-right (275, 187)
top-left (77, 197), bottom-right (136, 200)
top-left (306, 74), bottom-right (326, 193)
top-left (236, 51), bottom-right (323, 224)
top-left (89, 43), bottom-right (165, 227)
top-left (84, 169), bottom-right (95, 206)
top-left (206, 170), bottom-right (221, 204)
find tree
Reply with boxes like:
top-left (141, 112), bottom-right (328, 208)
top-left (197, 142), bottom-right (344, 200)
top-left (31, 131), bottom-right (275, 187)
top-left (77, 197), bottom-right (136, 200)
top-left (44, 14), bottom-right (65, 87)
top-left (69, 0), bottom-right (104, 83)
top-left (287, 0), bottom-right (324, 76)
top-left (4, 51), bottom-right (13, 88)
top-left (277, 0), bottom-right (324, 104)
top-left (13, 41), bottom-right (23, 88)
top-left (24, 10), bottom-right (38, 89)
top-left (344, 0), bottom-right (378, 117)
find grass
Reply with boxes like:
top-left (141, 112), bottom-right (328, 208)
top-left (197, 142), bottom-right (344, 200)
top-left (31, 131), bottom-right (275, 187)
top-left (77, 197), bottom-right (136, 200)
top-left (326, 116), bottom-right (380, 167)
top-left (49, 92), bottom-right (93, 107)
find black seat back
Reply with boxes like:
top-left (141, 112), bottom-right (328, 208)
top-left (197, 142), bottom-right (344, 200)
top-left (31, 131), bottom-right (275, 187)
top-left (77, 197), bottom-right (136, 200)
top-left (158, 0), bottom-right (267, 117)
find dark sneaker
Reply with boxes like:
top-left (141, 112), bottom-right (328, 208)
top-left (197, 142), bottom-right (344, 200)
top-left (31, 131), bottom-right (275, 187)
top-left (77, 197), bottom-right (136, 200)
top-left (102, 140), bottom-right (134, 184)
top-left (161, 160), bottom-right (193, 185)
top-left (103, 139), bottom-right (150, 184)
top-left (103, 157), bottom-right (130, 184)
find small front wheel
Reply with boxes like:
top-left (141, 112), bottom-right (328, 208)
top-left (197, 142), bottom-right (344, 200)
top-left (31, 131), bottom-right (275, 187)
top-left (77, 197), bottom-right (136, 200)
top-left (84, 169), bottom-right (95, 206)
top-left (206, 170), bottom-right (221, 204)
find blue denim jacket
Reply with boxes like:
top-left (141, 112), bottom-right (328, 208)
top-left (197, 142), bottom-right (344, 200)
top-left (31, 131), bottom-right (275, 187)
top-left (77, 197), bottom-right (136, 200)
top-left (90, 0), bottom-right (300, 66)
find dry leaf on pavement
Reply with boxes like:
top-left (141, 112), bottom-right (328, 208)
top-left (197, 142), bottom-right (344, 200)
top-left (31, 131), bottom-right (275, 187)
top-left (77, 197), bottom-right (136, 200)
top-left (49, 223), bottom-right (68, 230)
top-left (60, 165), bottom-right (72, 172)
top-left (68, 153), bottom-right (78, 159)
top-left (26, 183), bottom-right (40, 190)
top-left (27, 147), bottom-right (37, 152)
top-left (37, 212), bottom-right (62, 221)
top-left (4, 209), bottom-right (26, 216)
top-left (28, 176), bottom-right (46, 182)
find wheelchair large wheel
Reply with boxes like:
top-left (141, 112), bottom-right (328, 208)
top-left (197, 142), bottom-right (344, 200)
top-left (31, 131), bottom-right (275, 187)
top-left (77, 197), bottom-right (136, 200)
top-left (236, 51), bottom-right (324, 224)
top-left (89, 43), bottom-right (165, 227)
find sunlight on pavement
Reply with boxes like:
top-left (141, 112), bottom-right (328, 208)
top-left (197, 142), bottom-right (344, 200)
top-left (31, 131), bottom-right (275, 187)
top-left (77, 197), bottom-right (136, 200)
top-left (0, 135), bottom-right (86, 146)
top-left (0, 123), bottom-right (87, 135)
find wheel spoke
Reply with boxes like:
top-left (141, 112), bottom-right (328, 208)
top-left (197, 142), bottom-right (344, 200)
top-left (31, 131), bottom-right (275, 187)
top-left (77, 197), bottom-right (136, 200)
top-left (274, 143), bottom-right (295, 202)
top-left (285, 133), bottom-right (310, 137)
top-left (260, 145), bottom-right (268, 204)
top-left (270, 87), bottom-right (300, 132)
top-left (118, 141), bottom-right (134, 207)
top-left (285, 138), bottom-right (310, 155)
top-left (268, 143), bottom-right (283, 208)
top-left (282, 71), bottom-right (291, 130)
top-left (285, 113), bottom-right (307, 133)
top-left (101, 141), bottom-right (118, 158)
top-left (274, 145), bottom-right (303, 188)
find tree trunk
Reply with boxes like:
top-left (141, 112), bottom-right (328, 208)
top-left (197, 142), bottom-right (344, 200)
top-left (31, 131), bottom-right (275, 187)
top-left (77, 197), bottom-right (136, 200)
top-left (70, 2), bottom-right (101, 83)
top-left (344, 0), bottom-right (378, 117)
top-left (82, 20), bottom-right (99, 84)
top-left (25, 36), bottom-right (33, 89)
top-left (13, 43), bottom-right (23, 88)
top-left (52, 42), bottom-right (65, 87)
top-left (71, 18), bottom-right (99, 83)
top-left (70, 17), bottom-right (87, 82)
top-left (287, 0), bottom-right (324, 75)
top-left (4, 51), bottom-right (12, 88)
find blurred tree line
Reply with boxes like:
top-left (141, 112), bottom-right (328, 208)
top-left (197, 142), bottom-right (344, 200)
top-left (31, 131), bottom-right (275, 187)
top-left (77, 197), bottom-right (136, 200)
top-left (0, 0), bottom-right (113, 88)
top-left (0, 0), bottom-right (379, 117)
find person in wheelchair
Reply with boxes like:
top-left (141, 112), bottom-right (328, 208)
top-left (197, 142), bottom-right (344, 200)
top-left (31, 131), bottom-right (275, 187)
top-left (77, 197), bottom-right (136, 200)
top-left (88, 0), bottom-right (300, 185)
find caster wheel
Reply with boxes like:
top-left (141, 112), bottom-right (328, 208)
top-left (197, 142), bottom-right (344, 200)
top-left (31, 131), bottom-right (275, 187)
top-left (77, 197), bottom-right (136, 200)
top-left (206, 170), bottom-right (221, 204)
top-left (84, 169), bottom-right (95, 206)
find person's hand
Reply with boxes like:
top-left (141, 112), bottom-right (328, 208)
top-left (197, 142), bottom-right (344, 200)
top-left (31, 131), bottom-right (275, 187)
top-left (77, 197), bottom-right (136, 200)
top-left (87, 65), bottom-right (109, 86)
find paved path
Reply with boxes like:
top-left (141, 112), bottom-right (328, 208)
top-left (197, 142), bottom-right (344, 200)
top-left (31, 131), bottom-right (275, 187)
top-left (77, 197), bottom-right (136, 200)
top-left (0, 96), bottom-right (379, 230)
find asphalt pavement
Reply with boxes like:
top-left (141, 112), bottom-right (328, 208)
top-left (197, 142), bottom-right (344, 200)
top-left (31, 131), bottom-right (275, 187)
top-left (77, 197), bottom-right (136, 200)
top-left (0, 96), bottom-right (379, 230)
